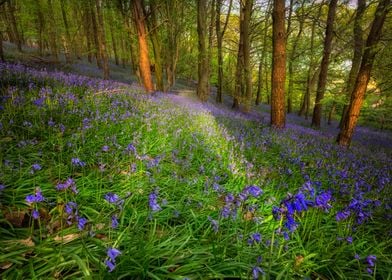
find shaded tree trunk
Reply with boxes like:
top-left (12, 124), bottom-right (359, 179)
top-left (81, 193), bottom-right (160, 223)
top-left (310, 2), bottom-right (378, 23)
top-left (338, 0), bottom-right (366, 128)
top-left (216, 0), bottom-right (232, 103)
top-left (108, 10), bottom-right (119, 66)
top-left (311, 0), bottom-right (338, 128)
top-left (328, 102), bottom-right (336, 125)
top-left (60, 0), bottom-right (72, 63)
top-left (89, 0), bottom-right (102, 69)
top-left (95, 0), bottom-right (110, 79)
top-left (337, 0), bottom-right (390, 147)
top-left (34, 0), bottom-right (45, 56)
top-left (5, 1), bottom-right (22, 52)
top-left (0, 31), bottom-right (4, 61)
top-left (197, 0), bottom-right (209, 101)
top-left (271, 0), bottom-right (286, 128)
top-left (207, 0), bottom-right (216, 96)
top-left (242, 0), bottom-right (253, 113)
top-left (47, 0), bottom-right (59, 61)
top-left (132, 0), bottom-right (154, 93)
top-left (147, 0), bottom-right (164, 91)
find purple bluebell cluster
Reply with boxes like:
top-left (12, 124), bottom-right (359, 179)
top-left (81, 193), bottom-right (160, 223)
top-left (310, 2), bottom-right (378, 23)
top-left (56, 178), bottom-right (78, 194)
top-left (25, 188), bottom-right (45, 220)
top-left (71, 157), bottom-right (86, 167)
top-left (105, 247), bottom-right (121, 272)
top-left (148, 188), bottom-right (162, 212)
top-left (64, 201), bottom-right (88, 230)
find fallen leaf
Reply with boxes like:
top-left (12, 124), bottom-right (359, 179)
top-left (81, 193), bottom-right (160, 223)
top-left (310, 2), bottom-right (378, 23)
top-left (54, 234), bottom-right (80, 243)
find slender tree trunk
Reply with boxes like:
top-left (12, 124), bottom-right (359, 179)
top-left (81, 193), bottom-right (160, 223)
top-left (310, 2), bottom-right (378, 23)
top-left (108, 10), bottom-right (119, 66)
top-left (311, 0), bottom-right (338, 128)
top-left (197, 0), bottom-right (209, 101)
top-left (0, 31), bottom-right (4, 61)
top-left (337, 0), bottom-right (390, 147)
top-left (47, 0), bottom-right (59, 61)
top-left (271, 0), bottom-right (286, 128)
top-left (233, 8), bottom-right (244, 110)
top-left (95, 0), bottom-right (109, 79)
top-left (207, 0), bottom-right (216, 96)
top-left (5, 1), bottom-right (22, 52)
top-left (34, 0), bottom-right (45, 56)
top-left (60, 0), bottom-right (72, 63)
top-left (243, 0), bottom-right (253, 113)
top-left (89, 0), bottom-right (102, 68)
top-left (256, 0), bottom-right (272, 106)
top-left (328, 102), bottom-right (336, 125)
top-left (338, 0), bottom-right (366, 128)
top-left (216, 0), bottom-right (233, 103)
top-left (147, 0), bottom-right (164, 91)
top-left (132, 0), bottom-right (154, 93)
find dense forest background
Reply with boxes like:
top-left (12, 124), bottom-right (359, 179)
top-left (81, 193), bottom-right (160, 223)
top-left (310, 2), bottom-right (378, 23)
top-left (0, 0), bottom-right (391, 137)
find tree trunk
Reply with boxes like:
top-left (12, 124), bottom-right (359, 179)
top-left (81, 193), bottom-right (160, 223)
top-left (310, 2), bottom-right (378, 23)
top-left (108, 10), bottom-right (119, 66)
top-left (147, 0), bottom-right (164, 91)
top-left (216, 0), bottom-right (233, 103)
top-left (207, 0), bottom-right (216, 96)
top-left (47, 0), bottom-right (59, 61)
top-left (233, 9), bottom-right (244, 110)
top-left (95, 0), bottom-right (110, 79)
top-left (242, 0), bottom-right (253, 113)
top-left (311, 0), bottom-right (338, 128)
top-left (328, 102), bottom-right (336, 125)
top-left (197, 0), bottom-right (209, 101)
top-left (271, 0), bottom-right (286, 128)
top-left (89, 0), bottom-right (102, 68)
top-left (132, 0), bottom-right (154, 93)
top-left (338, 0), bottom-right (366, 128)
top-left (255, 60), bottom-right (263, 105)
top-left (337, 0), bottom-right (390, 147)
top-left (60, 0), bottom-right (72, 63)
top-left (5, 1), bottom-right (22, 52)
top-left (0, 31), bottom-right (4, 61)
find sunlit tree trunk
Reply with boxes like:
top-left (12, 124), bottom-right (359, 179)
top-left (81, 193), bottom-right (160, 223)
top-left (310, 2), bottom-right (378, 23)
top-left (311, 0), bottom-right (337, 128)
top-left (197, 0), bottom-right (209, 101)
top-left (95, 0), bottom-right (109, 79)
top-left (338, 0), bottom-right (366, 128)
top-left (132, 0), bottom-right (154, 93)
top-left (337, 0), bottom-right (390, 147)
top-left (271, 0), bottom-right (286, 128)
top-left (89, 0), bottom-right (102, 68)
top-left (108, 10), bottom-right (119, 66)
top-left (207, 0), bottom-right (216, 96)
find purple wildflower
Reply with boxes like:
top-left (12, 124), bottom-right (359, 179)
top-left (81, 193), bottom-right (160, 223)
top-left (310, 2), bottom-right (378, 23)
top-left (243, 185), bottom-right (263, 198)
top-left (102, 145), bottom-right (110, 152)
top-left (32, 209), bottom-right (40, 219)
top-left (252, 266), bottom-right (265, 280)
top-left (105, 192), bottom-right (120, 204)
top-left (71, 157), bottom-right (86, 167)
top-left (148, 189), bottom-right (161, 212)
top-left (111, 215), bottom-right (119, 229)
top-left (105, 259), bottom-right (116, 272)
top-left (25, 189), bottom-right (45, 204)
top-left (366, 255), bottom-right (376, 267)
top-left (107, 247), bottom-right (121, 260)
top-left (208, 216), bottom-right (219, 233)
top-left (77, 217), bottom-right (88, 230)
top-left (31, 163), bottom-right (42, 172)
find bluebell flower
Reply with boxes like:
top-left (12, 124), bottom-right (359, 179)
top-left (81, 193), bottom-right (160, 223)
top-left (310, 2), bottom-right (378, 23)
top-left (102, 145), bottom-right (110, 152)
top-left (32, 209), bottom-right (40, 219)
top-left (105, 259), bottom-right (116, 272)
top-left (208, 216), bottom-right (219, 233)
top-left (31, 163), bottom-right (42, 172)
top-left (71, 157), bottom-right (86, 167)
top-left (336, 210), bottom-right (351, 221)
top-left (244, 185), bottom-right (263, 198)
top-left (105, 192), bottom-right (120, 204)
top-left (25, 189), bottom-right (45, 203)
top-left (366, 255), bottom-right (376, 267)
top-left (111, 215), bottom-right (119, 229)
top-left (148, 189), bottom-right (161, 212)
top-left (77, 217), bottom-right (88, 230)
top-left (252, 266), bottom-right (264, 279)
top-left (107, 247), bottom-right (121, 260)
top-left (315, 191), bottom-right (332, 211)
top-left (248, 233), bottom-right (262, 245)
top-left (0, 184), bottom-right (5, 192)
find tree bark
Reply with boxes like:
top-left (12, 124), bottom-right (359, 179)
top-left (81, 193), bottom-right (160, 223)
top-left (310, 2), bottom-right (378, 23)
top-left (242, 0), bottom-right (253, 113)
top-left (5, 1), bottom-right (22, 52)
top-left (34, 0), bottom-right (45, 56)
top-left (337, 0), bottom-right (390, 147)
top-left (0, 31), bottom-right (4, 61)
top-left (338, 0), bottom-right (366, 128)
top-left (108, 9), bottom-right (119, 66)
top-left (47, 0), bottom-right (59, 61)
top-left (311, 0), bottom-right (338, 128)
top-left (95, 0), bottom-right (110, 79)
top-left (271, 0), bottom-right (286, 128)
top-left (147, 0), bottom-right (164, 91)
top-left (197, 0), bottom-right (209, 101)
top-left (132, 0), bottom-right (154, 93)
top-left (216, 0), bottom-right (232, 103)
top-left (89, 0), bottom-right (102, 68)
top-left (60, 0), bottom-right (72, 63)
